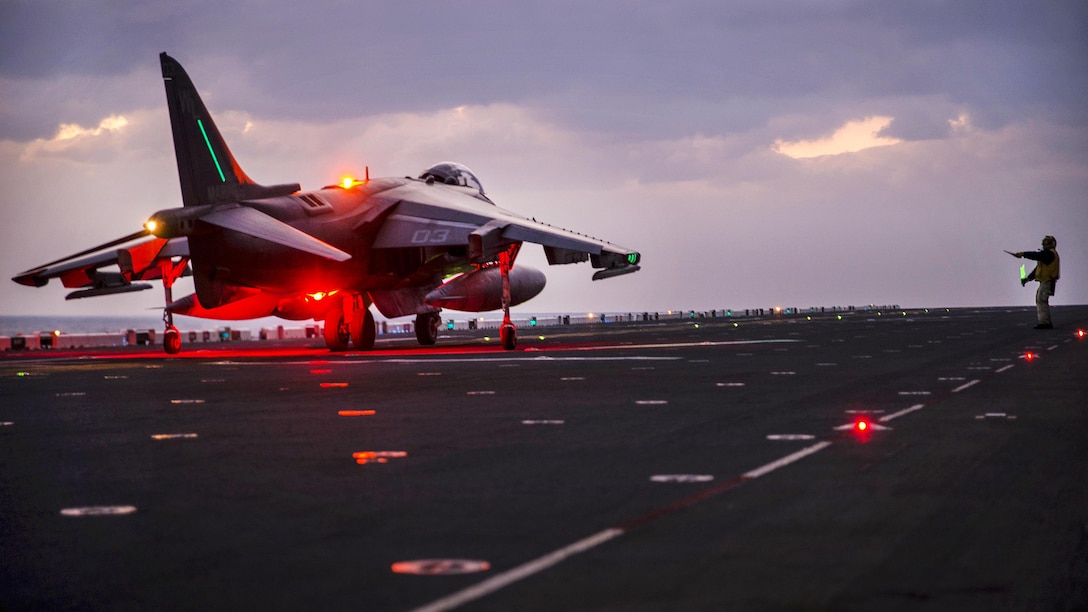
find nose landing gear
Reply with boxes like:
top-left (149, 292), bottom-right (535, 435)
top-left (324, 294), bottom-right (376, 352)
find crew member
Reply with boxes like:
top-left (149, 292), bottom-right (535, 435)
top-left (1010, 235), bottom-right (1060, 329)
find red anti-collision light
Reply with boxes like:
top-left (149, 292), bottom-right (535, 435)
top-left (1077, 329), bottom-right (1086, 339)
top-left (1024, 352), bottom-right (1036, 362)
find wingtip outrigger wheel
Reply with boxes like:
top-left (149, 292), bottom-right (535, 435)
top-left (164, 325), bottom-right (181, 354)
top-left (159, 257), bottom-right (188, 355)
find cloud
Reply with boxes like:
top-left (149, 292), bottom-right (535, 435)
top-left (773, 116), bottom-right (902, 159)
top-left (20, 114), bottom-right (129, 160)
top-left (2, 2), bottom-right (1088, 319)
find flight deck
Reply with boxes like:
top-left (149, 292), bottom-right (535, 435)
top-left (2, 306), bottom-right (1086, 610)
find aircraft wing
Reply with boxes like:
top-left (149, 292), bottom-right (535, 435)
top-left (373, 199), bottom-right (641, 280)
top-left (12, 236), bottom-right (190, 299)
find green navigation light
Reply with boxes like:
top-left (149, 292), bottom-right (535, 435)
top-left (198, 119), bottom-right (226, 183)
top-left (627, 252), bottom-right (639, 265)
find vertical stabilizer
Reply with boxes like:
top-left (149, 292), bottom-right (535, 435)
top-left (160, 53), bottom-right (299, 207)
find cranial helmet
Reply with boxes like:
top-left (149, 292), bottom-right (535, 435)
top-left (1042, 235), bottom-right (1057, 248)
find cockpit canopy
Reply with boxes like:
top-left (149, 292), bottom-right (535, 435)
top-left (419, 162), bottom-right (485, 194)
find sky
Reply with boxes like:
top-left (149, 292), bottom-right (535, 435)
top-left (2, 0), bottom-right (1086, 321)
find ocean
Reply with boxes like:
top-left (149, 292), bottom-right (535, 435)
top-left (0, 311), bottom-right (648, 337)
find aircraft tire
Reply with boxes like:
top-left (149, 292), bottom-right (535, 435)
top-left (351, 309), bottom-right (376, 351)
top-left (324, 308), bottom-right (349, 351)
top-left (164, 326), bottom-right (182, 355)
top-left (500, 323), bottom-right (517, 351)
top-left (415, 312), bottom-right (440, 346)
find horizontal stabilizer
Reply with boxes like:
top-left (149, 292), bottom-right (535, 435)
top-left (201, 205), bottom-right (351, 261)
top-left (66, 284), bottom-right (153, 300)
top-left (12, 229), bottom-right (151, 285)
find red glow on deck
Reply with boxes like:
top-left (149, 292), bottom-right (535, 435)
top-left (353, 450), bottom-right (407, 465)
top-left (320, 382), bottom-right (349, 388)
top-left (338, 410), bottom-right (375, 416)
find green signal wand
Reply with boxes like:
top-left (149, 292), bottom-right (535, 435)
top-left (1020, 264), bottom-right (1026, 281)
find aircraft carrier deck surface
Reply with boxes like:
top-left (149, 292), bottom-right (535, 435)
top-left (2, 306), bottom-right (1086, 611)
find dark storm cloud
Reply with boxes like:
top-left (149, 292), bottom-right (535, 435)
top-left (3, 1), bottom-right (1086, 141)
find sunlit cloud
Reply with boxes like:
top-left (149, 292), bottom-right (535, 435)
top-left (21, 114), bottom-right (130, 160)
top-left (773, 116), bottom-right (902, 159)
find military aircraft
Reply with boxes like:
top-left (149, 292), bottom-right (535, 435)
top-left (12, 53), bottom-right (641, 354)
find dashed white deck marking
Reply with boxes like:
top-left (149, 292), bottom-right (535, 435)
top-left (881, 404), bottom-right (925, 422)
top-left (170, 399), bottom-right (205, 404)
top-left (417, 372), bottom-right (443, 376)
top-left (815, 362), bottom-right (838, 367)
top-left (995, 364), bottom-right (1015, 373)
top-left (1, 421), bottom-right (14, 426)
top-left (522, 420), bottom-right (565, 425)
top-left (770, 371), bottom-right (796, 376)
top-left (413, 440), bottom-right (831, 612)
top-left (61, 506), bottom-right (136, 517)
top-left (743, 441), bottom-right (832, 479)
top-left (1047, 344), bottom-right (1059, 351)
top-left (635, 400), bottom-right (668, 405)
top-left (409, 529), bottom-right (623, 612)
top-left (151, 433), bottom-right (198, 440)
top-left (103, 375), bottom-right (127, 379)
top-left (650, 475), bottom-right (714, 483)
top-left (716, 382), bottom-right (746, 387)
top-left (897, 391), bottom-right (931, 396)
top-left (938, 377), bottom-right (966, 381)
top-left (766, 434), bottom-right (816, 441)
top-left (55, 392), bottom-right (86, 397)
top-left (560, 377), bottom-right (585, 381)
top-left (467, 391), bottom-right (495, 395)
top-left (952, 380), bottom-right (980, 393)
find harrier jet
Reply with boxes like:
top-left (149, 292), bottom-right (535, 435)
top-left (12, 53), bottom-right (640, 354)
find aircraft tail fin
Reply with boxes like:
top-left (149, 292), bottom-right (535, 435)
top-left (160, 53), bottom-right (299, 207)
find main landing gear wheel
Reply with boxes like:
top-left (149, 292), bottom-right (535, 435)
top-left (163, 325), bottom-right (181, 355)
top-left (350, 308), bottom-right (376, 351)
top-left (500, 323), bottom-right (517, 351)
top-left (324, 308), bottom-right (350, 352)
top-left (415, 312), bottom-right (441, 346)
